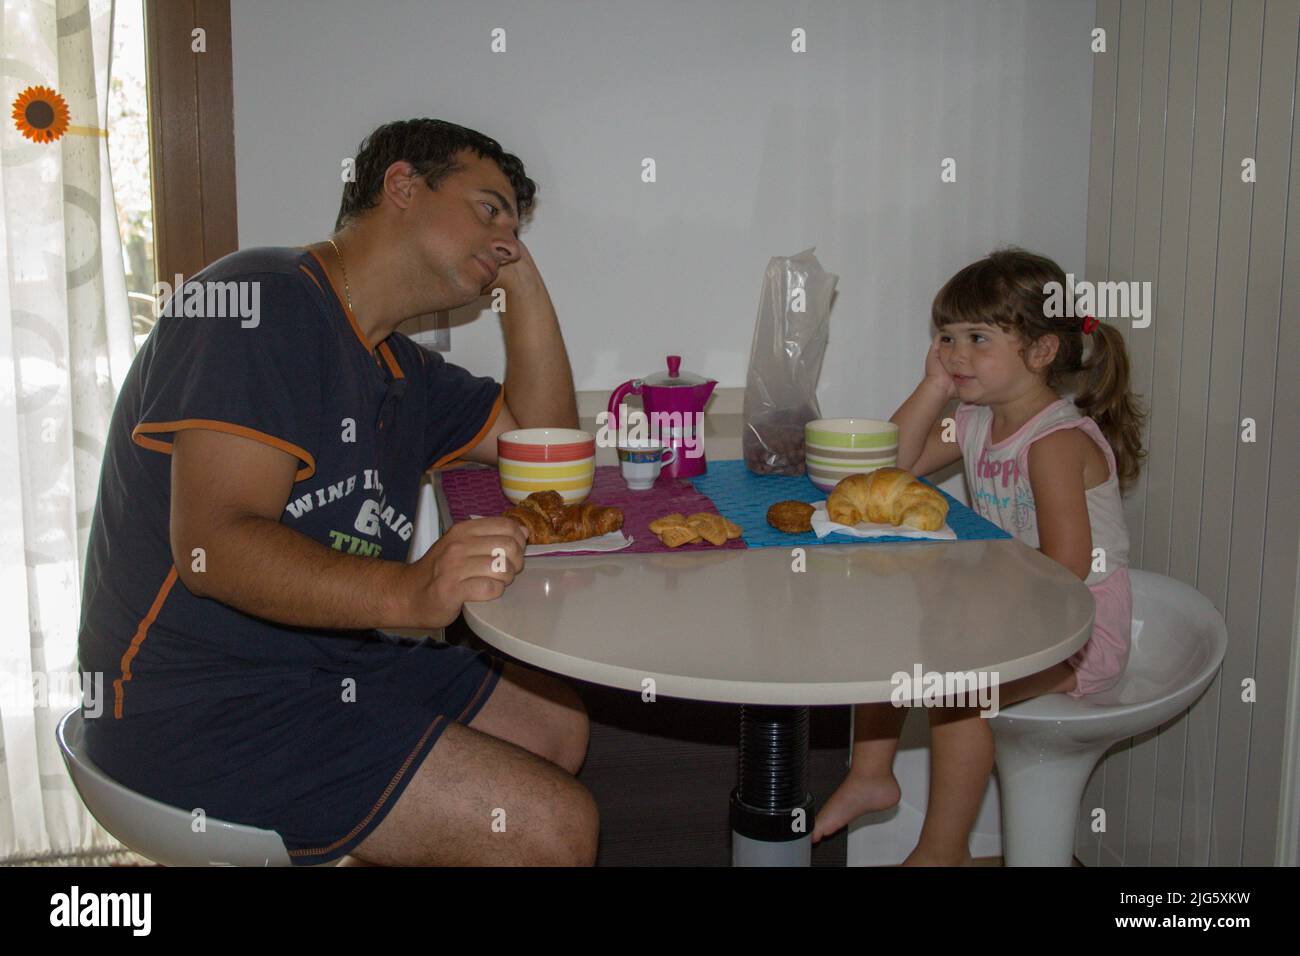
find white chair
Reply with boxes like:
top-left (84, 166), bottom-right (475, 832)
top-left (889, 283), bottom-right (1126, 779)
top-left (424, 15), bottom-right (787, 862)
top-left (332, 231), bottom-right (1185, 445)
top-left (988, 570), bottom-right (1228, 866)
top-left (56, 708), bottom-right (292, 866)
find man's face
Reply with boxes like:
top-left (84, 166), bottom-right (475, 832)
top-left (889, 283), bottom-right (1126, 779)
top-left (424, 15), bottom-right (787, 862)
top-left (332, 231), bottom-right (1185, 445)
top-left (402, 149), bottom-right (522, 307)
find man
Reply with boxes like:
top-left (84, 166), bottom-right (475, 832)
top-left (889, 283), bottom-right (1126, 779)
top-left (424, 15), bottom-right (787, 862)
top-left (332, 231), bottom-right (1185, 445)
top-left (77, 119), bottom-right (597, 866)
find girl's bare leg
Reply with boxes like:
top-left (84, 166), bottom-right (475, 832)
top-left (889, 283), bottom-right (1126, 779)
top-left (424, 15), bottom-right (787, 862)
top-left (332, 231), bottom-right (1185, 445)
top-left (812, 701), bottom-right (908, 843)
top-left (904, 663), bottom-right (1076, 866)
top-left (905, 706), bottom-right (990, 865)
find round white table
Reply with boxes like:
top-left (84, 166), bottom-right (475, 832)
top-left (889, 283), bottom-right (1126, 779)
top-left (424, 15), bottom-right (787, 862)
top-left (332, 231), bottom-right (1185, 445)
top-left (456, 519), bottom-right (1095, 865)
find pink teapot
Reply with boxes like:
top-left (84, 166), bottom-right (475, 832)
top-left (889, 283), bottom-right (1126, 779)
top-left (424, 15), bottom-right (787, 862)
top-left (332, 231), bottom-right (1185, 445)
top-left (607, 356), bottom-right (716, 479)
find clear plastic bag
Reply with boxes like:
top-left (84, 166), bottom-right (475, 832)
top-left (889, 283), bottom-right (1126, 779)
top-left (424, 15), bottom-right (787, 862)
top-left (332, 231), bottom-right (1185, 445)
top-left (742, 248), bottom-right (838, 475)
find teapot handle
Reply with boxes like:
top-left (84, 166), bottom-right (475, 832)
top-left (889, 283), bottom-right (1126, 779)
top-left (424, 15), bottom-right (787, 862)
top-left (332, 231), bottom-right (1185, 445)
top-left (607, 379), bottom-right (642, 427)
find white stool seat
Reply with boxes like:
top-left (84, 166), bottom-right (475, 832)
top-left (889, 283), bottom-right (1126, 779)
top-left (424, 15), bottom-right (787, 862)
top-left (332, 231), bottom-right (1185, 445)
top-left (988, 570), bottom-right (1228, 865)
top-left (56, 709), bottom-right (292, 866)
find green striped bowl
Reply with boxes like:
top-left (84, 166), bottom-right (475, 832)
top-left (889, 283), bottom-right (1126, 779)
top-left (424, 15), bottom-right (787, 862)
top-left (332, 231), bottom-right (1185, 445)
top-left (805, 418), bottom-right (899, 493)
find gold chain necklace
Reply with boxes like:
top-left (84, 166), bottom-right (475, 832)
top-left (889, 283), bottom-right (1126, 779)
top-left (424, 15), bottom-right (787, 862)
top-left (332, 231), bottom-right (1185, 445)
top-left (326, 238), bottom-right (383, 370)
top-left (327, 237), bottom-right (353, 314)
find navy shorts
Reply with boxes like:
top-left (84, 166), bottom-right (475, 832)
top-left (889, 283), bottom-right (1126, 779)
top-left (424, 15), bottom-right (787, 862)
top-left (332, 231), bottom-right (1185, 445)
top-left (85, 635), bottom-right (505, 865)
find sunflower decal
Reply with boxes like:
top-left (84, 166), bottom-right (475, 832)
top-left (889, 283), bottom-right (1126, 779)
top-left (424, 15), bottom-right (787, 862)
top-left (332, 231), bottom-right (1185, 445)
top-left (12, 86), bottom-right (70, 144)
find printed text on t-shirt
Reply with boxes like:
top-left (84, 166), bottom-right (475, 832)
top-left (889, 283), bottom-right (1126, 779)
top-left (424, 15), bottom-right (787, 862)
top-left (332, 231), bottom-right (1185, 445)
top-left (976, 448), bottom-right (1019, 487)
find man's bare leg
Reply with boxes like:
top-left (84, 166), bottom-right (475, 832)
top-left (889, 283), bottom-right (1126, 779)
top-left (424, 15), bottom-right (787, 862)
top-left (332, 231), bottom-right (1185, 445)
top-left (340, 660), bottom-right (596, 866)
top-left (465, 659), bottom-right (590, 774)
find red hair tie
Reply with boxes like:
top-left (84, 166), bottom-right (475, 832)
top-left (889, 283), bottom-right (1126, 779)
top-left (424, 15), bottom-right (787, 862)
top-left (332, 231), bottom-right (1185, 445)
top-left (1082, 315), bottom-right (1099, 334)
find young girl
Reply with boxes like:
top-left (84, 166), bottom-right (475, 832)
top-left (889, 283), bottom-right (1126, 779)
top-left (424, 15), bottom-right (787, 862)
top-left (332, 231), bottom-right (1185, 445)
top-left (812, 247), bottom-right (1147, 864)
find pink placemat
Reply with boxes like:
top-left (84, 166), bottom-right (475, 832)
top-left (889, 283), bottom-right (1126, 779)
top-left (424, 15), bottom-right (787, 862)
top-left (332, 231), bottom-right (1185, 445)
top-left (440, 465), bottom-right (748, 555)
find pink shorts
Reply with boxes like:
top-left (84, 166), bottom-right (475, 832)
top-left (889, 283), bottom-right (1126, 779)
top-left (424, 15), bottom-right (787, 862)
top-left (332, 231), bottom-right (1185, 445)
top-left (1066, 566), bottom-right (1133, 698)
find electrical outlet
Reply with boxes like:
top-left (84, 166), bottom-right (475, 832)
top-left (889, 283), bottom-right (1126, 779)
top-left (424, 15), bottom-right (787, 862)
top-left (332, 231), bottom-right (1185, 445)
top-left (404, 310), bottom-right (450, 351)
top-left (430, 310), bottom-right (449, 351)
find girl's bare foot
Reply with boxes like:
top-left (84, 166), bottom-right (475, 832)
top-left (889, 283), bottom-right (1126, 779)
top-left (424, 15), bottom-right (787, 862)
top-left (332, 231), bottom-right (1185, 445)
top-left (811, 771), bottom-right (902, 844)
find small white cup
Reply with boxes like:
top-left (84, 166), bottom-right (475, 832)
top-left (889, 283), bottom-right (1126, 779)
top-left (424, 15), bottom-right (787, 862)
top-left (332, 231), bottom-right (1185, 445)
top-left (617, 442), bottom-right (678, 491)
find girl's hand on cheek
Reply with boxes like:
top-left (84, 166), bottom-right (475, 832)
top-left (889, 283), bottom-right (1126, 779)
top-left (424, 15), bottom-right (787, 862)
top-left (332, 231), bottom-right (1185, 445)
top-left (925, 336), bottom-right (957, 400)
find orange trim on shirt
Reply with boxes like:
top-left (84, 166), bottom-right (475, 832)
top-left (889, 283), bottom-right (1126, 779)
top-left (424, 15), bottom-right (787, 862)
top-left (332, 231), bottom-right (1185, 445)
top-left (427, 387), bottom-right (505, 471)
top-left (298, 264), bottom-right (324, 294)
top-left (304, 247), bottom-right (403, 377)
top-left (306, 247), bottom-right (380, 348)
top-left (113, 565), bottom-right (180, 719)
top-left (378, 340), bottom-right (405, 380)
top-left (132, 418), bottom-right (317, 482)
top-left (306, 247), bottom-right (370, 352)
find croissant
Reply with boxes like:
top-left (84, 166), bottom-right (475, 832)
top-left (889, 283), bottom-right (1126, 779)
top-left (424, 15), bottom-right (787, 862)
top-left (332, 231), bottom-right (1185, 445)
top-left (826, 468), bottom-right (948, 532)
top-left (519, 489), bottom-right (566, 525)
top-left (553, 502), bottom-right (624, 541)
top-left (503, 492), bottom-right (624, 544)
top-left (502, 505), bottom-right (557, 543)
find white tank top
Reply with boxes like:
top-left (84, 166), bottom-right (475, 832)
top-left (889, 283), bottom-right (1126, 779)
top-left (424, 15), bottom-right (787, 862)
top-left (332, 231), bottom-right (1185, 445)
top-left (953, 398), bottom-right (1130, 587)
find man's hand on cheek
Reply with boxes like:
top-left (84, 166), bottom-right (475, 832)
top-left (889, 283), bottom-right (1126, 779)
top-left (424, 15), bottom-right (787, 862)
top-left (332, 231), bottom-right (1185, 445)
top-left (481, 238), bottom-right (541, 299)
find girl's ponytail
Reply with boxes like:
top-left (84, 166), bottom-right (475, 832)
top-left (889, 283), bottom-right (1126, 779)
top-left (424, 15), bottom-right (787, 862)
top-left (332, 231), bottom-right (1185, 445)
top-left (1073, 321), bottom-right (1147, 494)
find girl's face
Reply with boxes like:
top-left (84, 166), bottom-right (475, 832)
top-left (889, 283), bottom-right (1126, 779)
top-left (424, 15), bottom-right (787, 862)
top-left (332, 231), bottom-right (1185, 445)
top-left (936, 322), bottom-right (1034, 403)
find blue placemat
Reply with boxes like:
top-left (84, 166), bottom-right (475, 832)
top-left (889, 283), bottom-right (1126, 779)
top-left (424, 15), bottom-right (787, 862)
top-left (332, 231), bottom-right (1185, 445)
top-left (687, 459), bottom-right (1011, 549)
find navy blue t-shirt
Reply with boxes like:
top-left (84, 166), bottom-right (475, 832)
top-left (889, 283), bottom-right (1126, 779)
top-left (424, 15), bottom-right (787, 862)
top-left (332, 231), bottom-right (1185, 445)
top-left (78, 246), bottom-right (503, 720)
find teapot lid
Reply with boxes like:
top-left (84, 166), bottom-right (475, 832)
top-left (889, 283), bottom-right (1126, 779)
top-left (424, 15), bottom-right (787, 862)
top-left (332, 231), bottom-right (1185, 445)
top-left (642, 355), bottom-right (711, 387)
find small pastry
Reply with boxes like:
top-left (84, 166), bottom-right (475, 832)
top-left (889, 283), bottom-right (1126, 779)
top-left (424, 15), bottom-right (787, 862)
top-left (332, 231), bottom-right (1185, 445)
top-left (649, 513), bottom-right (688, 535)
top-left (766, 500), bottom-right (815, 533)
top-left (649, 513), bottom-right (693, 546)
top-left (659, 525), bottom-right (699, 548)
top-left (685, 512), bottom-right (730, 546)
top-left (648, 511), bottom-right (742, 548)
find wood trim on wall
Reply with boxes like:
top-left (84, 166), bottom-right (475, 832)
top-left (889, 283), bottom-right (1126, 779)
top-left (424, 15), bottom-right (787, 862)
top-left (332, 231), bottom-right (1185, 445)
top-left (145, 0), bottom-right (238, 281)
top-left (1078, 0), bottom-right (1300, 867)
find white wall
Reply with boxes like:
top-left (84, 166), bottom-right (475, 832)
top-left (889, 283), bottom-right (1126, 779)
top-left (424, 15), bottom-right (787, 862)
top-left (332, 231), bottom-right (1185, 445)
top-left (231, 0), bottom-right (1094, 423)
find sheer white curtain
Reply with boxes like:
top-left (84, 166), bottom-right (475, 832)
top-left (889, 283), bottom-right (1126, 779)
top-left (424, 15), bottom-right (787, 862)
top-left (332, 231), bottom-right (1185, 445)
top-left (1, 0), bottom-right (144, 864)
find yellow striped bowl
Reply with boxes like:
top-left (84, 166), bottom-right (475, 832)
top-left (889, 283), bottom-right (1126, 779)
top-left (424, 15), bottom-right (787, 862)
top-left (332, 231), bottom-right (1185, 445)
top-left (497, 428), bottom-right (596, 504)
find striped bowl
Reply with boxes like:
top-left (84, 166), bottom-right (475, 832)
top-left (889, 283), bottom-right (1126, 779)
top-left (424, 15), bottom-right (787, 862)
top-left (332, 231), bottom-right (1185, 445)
top-left (497, 428), bottom-right (596, 504)
top-left (804, 418), bottom-right (900, 493)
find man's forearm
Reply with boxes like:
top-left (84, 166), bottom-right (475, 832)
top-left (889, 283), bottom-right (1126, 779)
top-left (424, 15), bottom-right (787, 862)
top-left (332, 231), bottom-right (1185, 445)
top-left (499, 275), bottom-right (579, 428)
top-left (181, 515), bottom-right (412, 631)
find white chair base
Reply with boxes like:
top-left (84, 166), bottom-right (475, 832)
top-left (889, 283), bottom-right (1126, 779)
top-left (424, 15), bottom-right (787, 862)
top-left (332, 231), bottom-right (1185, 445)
top-left (56, 709), bottom-right (292, 867)
top-left (988, 571), bottom-right (1227, 866)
